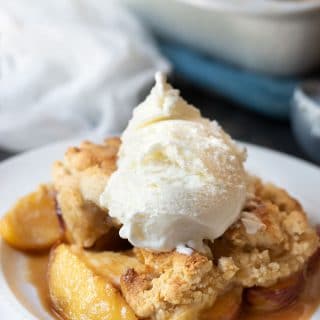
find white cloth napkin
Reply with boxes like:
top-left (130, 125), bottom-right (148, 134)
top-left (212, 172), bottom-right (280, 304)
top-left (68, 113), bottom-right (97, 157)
top-left (0, 0), bottom-right (169, 151)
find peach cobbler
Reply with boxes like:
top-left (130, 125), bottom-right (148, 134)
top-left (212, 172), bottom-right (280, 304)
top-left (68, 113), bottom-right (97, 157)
top-left (0, 73), bottom-right (319, 320)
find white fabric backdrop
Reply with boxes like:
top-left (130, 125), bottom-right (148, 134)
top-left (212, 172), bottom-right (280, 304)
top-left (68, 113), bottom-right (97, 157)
top-left (0, 0), bottom-right (170, 151)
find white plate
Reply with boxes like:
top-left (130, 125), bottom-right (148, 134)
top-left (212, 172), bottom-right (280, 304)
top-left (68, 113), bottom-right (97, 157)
top-left (0, 139), bottom-right (319, 319)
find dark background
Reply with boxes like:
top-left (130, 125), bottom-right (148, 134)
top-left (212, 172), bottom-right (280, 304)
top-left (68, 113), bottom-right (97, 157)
top-left (0, 77), bottom-right (309, 163)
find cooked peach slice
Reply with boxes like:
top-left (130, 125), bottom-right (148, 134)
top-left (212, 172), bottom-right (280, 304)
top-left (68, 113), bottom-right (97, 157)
top-left (201, 287), bottom-right (242, 320)
top-left (0, 185), bottom-right (63, 251)
top-left (245, 271), bottom-right (304, 311)
top-left (308, 245), bottom-right (320, 273)
top-left (308, 225), bottom-right (320, 273)
top-left (48, 244), bottom-right (137, 320)
top-left (78, 249), bottom-right (145, 288)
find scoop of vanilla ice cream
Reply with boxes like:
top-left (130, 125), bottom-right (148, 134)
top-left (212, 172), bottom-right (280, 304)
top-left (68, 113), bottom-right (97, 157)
top-left (100, 73), bottom-right (247, 253)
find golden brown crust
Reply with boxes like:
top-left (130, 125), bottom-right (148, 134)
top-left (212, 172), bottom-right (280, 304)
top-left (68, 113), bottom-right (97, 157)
top-left (64, 137), bottom-right (120, 174)
top-left (52, 138), bottom-right (120, 247)
top-left (120, 249), bottom-right (233, 320)
top-left (219, 178), bottom-right (319, 287)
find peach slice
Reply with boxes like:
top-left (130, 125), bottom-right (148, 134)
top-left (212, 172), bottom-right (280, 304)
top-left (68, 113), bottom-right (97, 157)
top-left (245, 271), bottom-right (304, 312)
top-left (48, 244), bottom-right (137, 320)
top-left (0, 185), bottom-right (63, 251)
top-left (78, 249), bottom-right (145, 288)
top-left (201, 287), bottom-right (243, 320)
top-left (308, 246), bottom-right (320, 273)
top-left (307, 225), bottom-right (320, 273)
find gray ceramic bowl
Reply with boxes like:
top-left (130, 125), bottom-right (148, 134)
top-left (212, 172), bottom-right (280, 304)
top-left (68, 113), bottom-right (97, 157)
top-left (291, 81), bottom-right (320, 164)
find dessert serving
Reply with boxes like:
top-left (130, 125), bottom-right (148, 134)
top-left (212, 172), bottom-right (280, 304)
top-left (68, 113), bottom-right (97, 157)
top-left (0, 73), bottom-right (319, 320)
